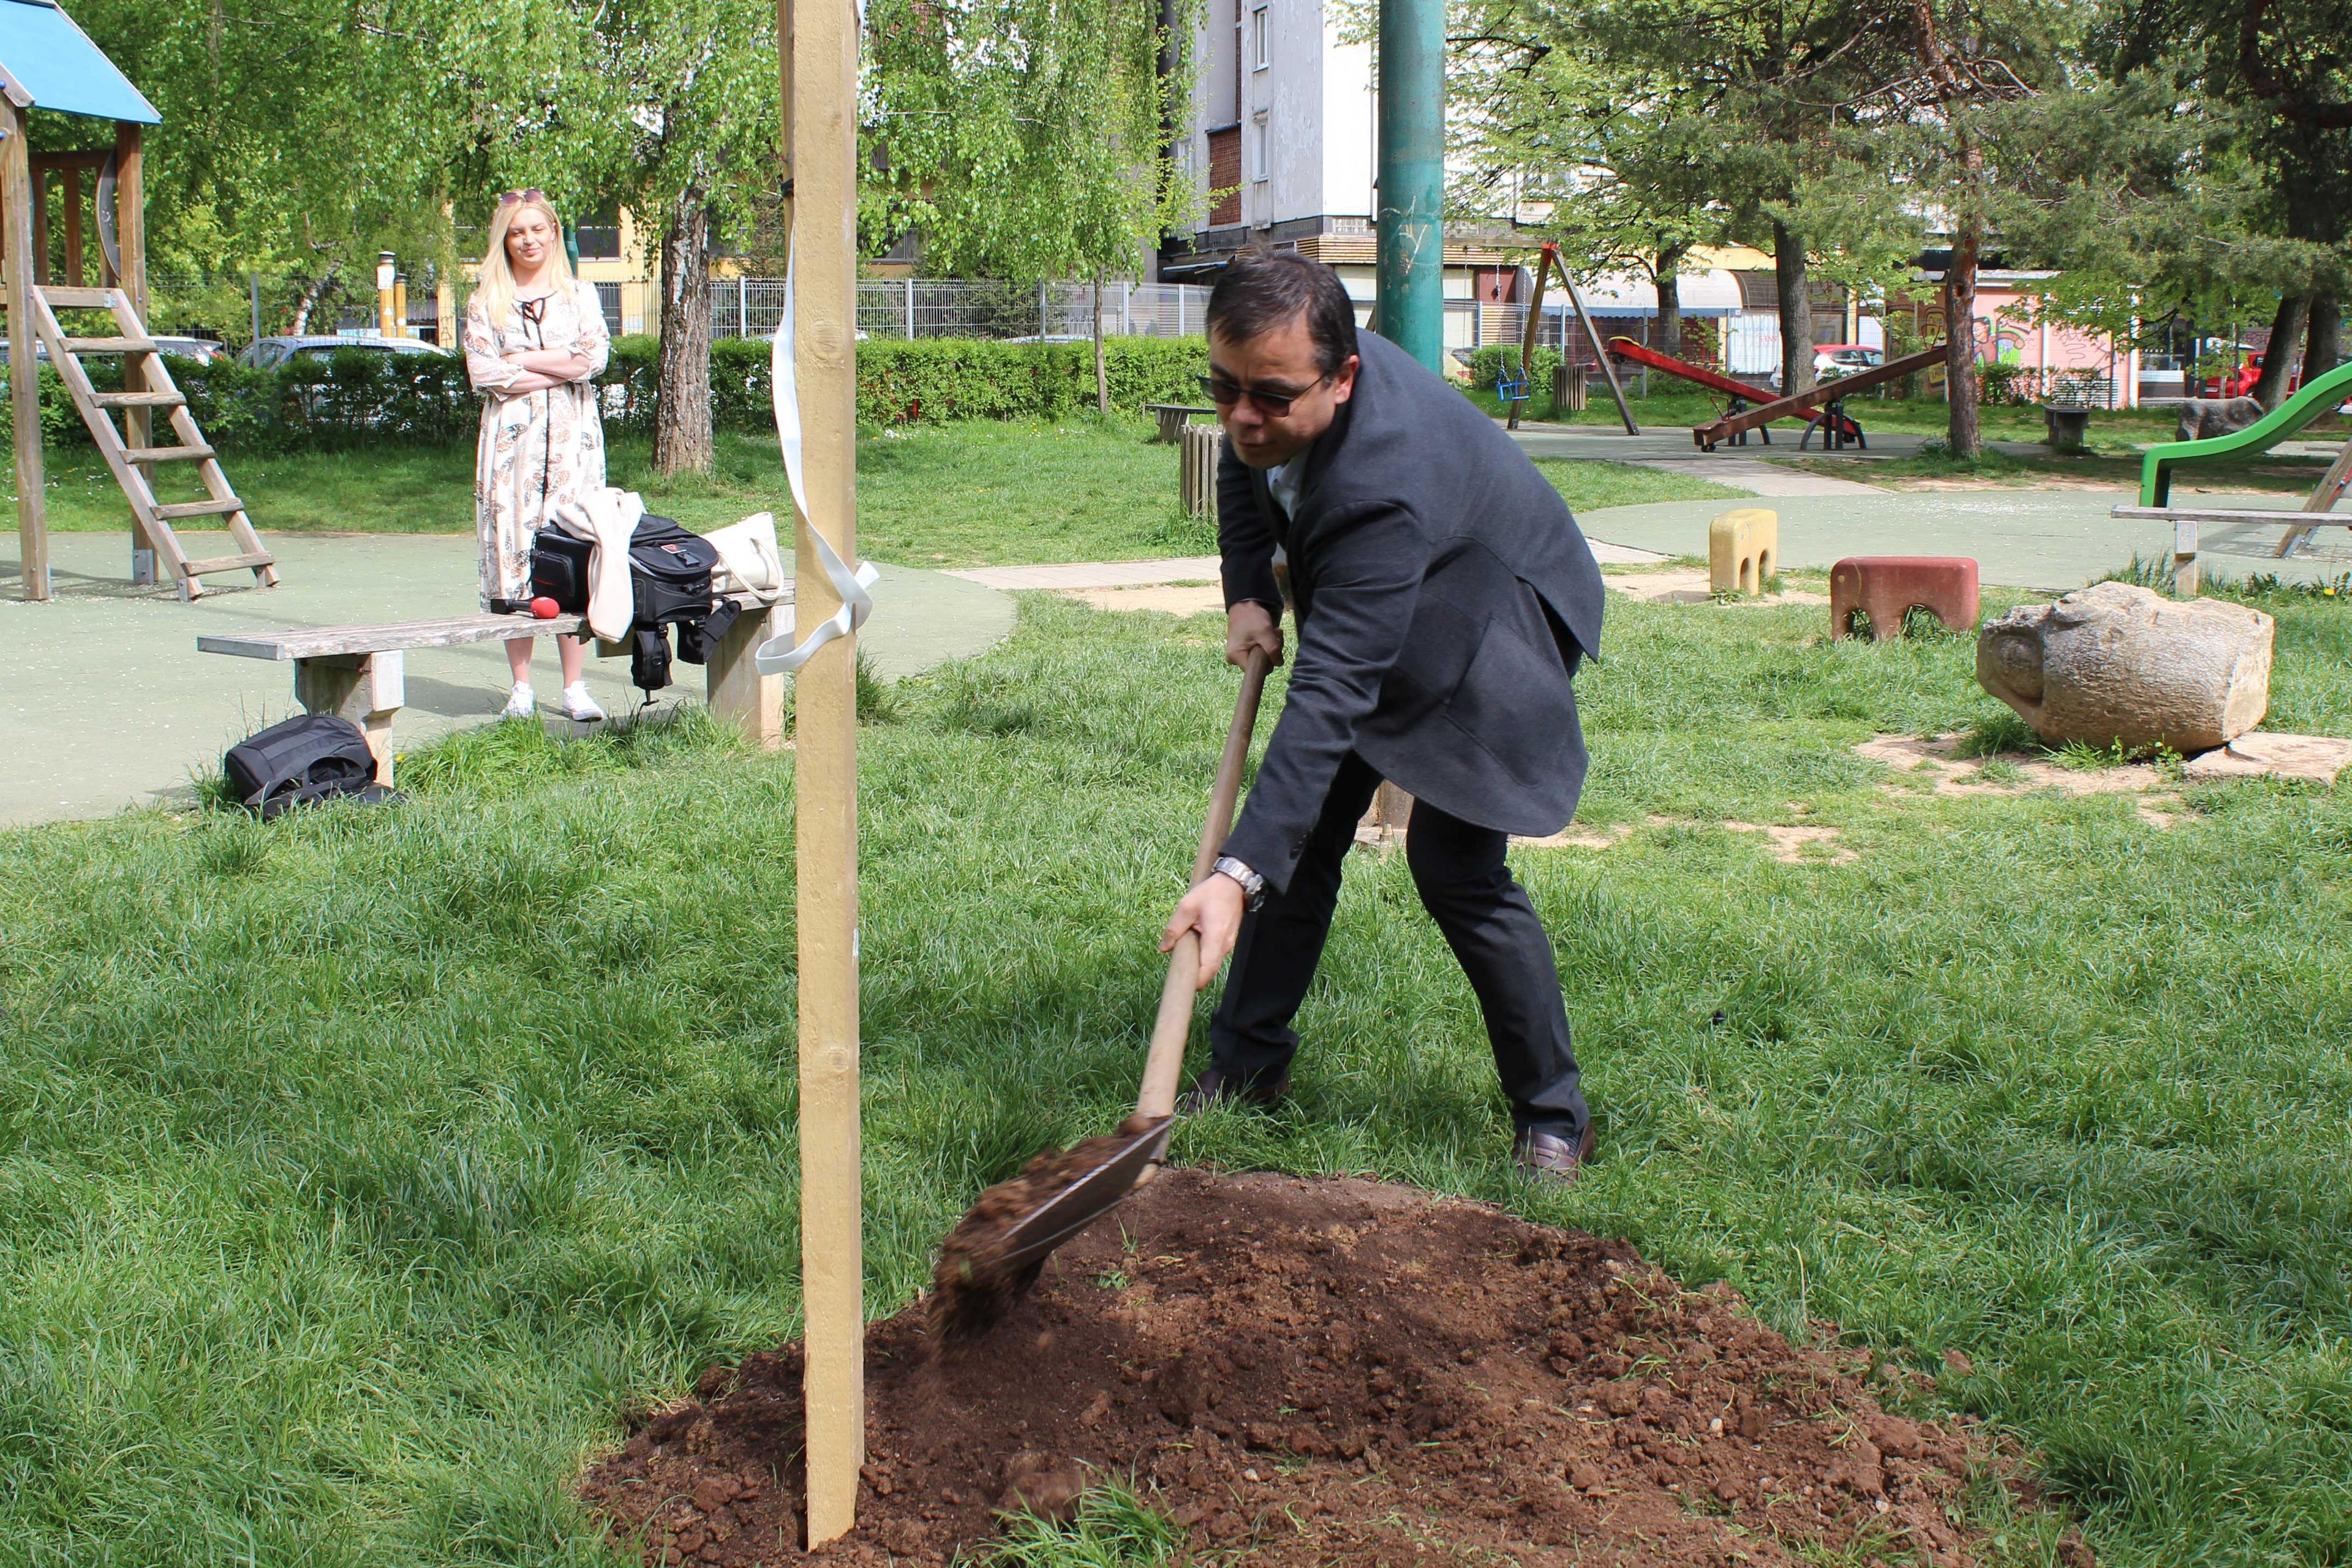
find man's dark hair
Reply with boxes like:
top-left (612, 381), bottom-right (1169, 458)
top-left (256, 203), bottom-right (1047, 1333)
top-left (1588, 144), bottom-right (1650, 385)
top-left (1205, 251), bottom-right (1359, 375)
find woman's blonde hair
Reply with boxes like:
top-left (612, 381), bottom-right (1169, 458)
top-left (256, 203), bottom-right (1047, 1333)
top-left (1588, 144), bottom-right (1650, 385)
top-left (471, 191), bottom-right (575, 325)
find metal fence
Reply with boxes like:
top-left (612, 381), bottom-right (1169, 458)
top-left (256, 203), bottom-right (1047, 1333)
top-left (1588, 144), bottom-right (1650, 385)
top-left (130, 272), bottom-right (1215, 352)
top-left (701, 278), bottom-right (1214, 341)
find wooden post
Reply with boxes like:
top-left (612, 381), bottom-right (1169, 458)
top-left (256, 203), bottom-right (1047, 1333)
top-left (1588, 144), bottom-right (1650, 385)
top-left (293, 652), bottom-right (404, 784)
top-left (1562, 269), bottom-right (1639, 435)
top-left (780, 0), bottom-right (864, 1545)
top-left (4, 99), bottom-right (48, 601)
top-left (704, 601), bottom-right (787, 748)
top-left (1506, 246), bottom-right (1550, 432)
top-left (59, 168), bottom-right (83, 286)
top-left (115, 122), bottom-right (155, 586)
top-left (29, 165), bottom-right (47, 284)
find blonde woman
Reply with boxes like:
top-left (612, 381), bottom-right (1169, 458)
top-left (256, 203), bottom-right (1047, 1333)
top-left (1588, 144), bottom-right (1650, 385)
top-left (464, 189), bottom-right (612, 722)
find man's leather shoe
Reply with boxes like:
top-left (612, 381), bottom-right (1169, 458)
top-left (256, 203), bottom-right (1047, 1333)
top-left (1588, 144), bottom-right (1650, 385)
top-left (1176, 1065), bottom-right (1290, 1115)
top-left (1513, 1123), bottom-right (1597, 1183)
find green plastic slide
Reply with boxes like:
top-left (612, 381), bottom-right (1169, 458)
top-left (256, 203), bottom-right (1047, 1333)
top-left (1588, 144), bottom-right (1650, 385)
top-left (2139, 359), bottom-right (2352, 506)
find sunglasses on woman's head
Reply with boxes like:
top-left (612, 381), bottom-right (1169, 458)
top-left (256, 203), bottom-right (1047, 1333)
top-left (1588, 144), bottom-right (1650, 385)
top-left (1197, 371), bottom-right (1329, 417)
top-left (499, 189), bottom-right (548, 207)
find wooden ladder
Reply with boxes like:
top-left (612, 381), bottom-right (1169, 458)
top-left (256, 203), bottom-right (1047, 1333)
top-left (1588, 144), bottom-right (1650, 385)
top-left (2275, 434), bottom-right (2352, 559)
top-left (26, 282), bottom-right (277, 598)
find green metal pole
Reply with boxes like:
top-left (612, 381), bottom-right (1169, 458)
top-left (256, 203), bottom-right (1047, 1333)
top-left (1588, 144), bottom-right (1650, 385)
top-left (1376, 0), bottom-right (1444, 372)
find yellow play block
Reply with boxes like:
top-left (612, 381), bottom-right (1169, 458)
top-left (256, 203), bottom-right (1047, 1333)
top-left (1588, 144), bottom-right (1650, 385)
top-left (1709, 507), bottom-right (1779, 595)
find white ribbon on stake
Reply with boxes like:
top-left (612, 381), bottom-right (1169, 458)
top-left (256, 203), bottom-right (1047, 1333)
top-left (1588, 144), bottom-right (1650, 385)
top-left (756, 255), bottom-right (880, 676)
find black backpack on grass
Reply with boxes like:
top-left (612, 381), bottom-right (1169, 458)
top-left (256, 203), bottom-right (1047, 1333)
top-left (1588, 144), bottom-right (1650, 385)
top-left (223, 714), bottom-right (396, 818)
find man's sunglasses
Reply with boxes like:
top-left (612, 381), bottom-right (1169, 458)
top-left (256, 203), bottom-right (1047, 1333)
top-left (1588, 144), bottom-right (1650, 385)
top-left (1197, 371), bottom-right (1329, 417)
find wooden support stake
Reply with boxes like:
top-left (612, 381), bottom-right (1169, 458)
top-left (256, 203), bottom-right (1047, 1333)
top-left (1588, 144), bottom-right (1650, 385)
top-left (59, 167), bottom-right (82, 286)
top-left (1506, 245), bottom-right (1550, 432)
top-left (115, 122), bottom-right (154, 585)
top-left (3, 100), bottom-right (48, 600)
top-left (1561, 270), bottom-right (1638, 435)
top-left (780, 0), bottom-right (864, 1545)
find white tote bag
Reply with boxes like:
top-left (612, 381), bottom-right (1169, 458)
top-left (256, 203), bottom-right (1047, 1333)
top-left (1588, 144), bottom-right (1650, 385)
top-left (703, 511), bottom-right (786, 600)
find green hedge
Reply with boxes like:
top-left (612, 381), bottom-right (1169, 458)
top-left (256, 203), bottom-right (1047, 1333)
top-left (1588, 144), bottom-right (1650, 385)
top-left (2, 334), bottom-right (1210, 455)
top-left (1462, 344), bottom-right (1566, 393)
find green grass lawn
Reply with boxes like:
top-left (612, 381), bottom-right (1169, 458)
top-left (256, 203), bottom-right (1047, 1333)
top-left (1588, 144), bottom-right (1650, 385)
top-left (2, 418), bottom-right (1735, 567)
top-left (6, 575), bottom-right (2352, 1565)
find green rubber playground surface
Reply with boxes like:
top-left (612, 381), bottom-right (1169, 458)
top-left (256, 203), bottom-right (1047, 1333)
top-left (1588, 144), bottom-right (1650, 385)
top-left (0, 530), bottom-right (1012, 826)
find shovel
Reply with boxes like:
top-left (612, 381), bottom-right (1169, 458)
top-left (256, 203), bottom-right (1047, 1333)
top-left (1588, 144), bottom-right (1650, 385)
top-left (929, 649), bottom-right (1272, 1333)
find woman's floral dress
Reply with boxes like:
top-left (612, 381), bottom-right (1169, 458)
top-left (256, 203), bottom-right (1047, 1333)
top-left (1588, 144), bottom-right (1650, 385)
top-left (464, 278), bottom-right (612, 609)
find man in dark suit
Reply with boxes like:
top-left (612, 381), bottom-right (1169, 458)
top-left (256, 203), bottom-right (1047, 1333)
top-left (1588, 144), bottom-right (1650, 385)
top-left (1160, 251), bottom-right (1607, 1180)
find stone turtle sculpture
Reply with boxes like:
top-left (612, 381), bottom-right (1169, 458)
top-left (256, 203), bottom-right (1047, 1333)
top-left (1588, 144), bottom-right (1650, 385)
top-left (1976, 581), bottom-right (2272, 755)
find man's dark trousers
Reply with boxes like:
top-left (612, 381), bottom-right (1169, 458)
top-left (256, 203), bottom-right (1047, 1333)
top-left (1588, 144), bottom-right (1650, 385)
top-left (1208, 752), bottom-right (1589, 1138)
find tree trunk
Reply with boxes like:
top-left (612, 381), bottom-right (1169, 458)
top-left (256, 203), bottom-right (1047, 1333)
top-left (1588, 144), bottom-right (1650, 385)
top-left (2249, 293), bottom-right (2310, 409)
top-left (1655, 242), bottom-right (1687, 363)
top-left (290, 270), bottom-right (337, 336)
top-left (654, 186), bottom-right (715, 476)
top-left (1093, 272), bottom-right (1110, 417)
top-left (2305, 296), bottom-right (2343, 380)
top-left (1773, 221), bottom-right (1812, 397)
top-left (1945, 216), bottom-right (1982, 459)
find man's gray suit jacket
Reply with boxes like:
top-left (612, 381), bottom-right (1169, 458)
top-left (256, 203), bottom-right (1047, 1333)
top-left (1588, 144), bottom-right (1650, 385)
top-left (1218, 330), bottom-right (1606, 892)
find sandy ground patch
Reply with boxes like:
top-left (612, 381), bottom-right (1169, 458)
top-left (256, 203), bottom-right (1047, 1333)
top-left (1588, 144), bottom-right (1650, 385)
top-left (1054, 583), bottom-right (1224, 615)
top-left (1855, 733), bottom-right (2166, 797)
top-left (1725, 820), bottom-right (1858, 864)
top-left (1858, 729), bottom-right (2349, 797)
top-left (1604, 567), bottom-right (1831, 606)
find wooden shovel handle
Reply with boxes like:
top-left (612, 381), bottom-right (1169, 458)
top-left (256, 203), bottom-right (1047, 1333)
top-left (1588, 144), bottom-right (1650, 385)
top-left (1135, 649), bottom-right (1272, 1122)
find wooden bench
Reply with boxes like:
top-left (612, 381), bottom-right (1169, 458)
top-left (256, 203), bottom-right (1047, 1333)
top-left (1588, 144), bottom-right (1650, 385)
top-left (197, 592), bottom-right (792, 783)
top-left (1145, 402), bottom-right (1217, 443)
top-left (2108, 504), bottom-right (2352, 597)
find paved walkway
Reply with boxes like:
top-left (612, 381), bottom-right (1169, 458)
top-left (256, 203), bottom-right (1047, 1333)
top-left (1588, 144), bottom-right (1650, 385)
top-left (1, 530), bottom-right (1013, 826)
top-left (947, 556), bottom-right (1222, 590)
top-left (1506, 424), bottom-right (1928, 499)
top-left (1577, 489), bottom-right (2350, 592)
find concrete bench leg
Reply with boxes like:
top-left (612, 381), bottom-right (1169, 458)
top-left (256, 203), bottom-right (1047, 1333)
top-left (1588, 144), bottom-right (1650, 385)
top-left (293, 651), bottom-right (404, 785)
top-left (707, 601), bottom-right (787, 748)
top-left (2173, 518), bottom-right (2199, 598)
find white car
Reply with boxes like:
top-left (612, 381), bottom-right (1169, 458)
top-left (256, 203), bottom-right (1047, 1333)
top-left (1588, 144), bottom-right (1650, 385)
top-left (1768, 346), bottom-right (1885, 393)
top-left (239, 334), bottom-right (449, 369)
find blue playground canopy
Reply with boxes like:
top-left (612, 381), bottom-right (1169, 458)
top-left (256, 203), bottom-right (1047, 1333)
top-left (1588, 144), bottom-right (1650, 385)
top-left (0, 0), bottom-right (160, 124)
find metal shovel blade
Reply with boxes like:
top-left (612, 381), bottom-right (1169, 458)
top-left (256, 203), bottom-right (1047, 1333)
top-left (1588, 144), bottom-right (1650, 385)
top-left (992, 1114), bottom-right (1173, 1272)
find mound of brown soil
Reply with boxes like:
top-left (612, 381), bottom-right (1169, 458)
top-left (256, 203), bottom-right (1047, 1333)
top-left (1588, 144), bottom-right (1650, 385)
top-left (581, 1171), bottom-right (2005, 1566)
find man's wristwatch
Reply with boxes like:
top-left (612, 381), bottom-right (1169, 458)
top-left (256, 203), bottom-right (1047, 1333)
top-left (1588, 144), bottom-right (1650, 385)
top-left (1212, 855), bottom-right (1266, 911)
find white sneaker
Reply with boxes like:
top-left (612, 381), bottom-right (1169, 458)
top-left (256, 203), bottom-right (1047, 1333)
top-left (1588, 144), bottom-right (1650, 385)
top-left (500, 683), bottom-right (537, 720)
top-left (560, 682), bottom-right (606, 722)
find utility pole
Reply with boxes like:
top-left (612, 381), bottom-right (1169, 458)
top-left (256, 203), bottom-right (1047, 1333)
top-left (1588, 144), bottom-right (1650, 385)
top-left (1375, 0), bottom-right (1444, 372)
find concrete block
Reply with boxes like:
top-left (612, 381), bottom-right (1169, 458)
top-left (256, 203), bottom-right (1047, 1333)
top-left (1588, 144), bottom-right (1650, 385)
top-left (1830, 556), bottom-right (1980, 640)
top-left (1708, 508), bottom-right (1778, 595)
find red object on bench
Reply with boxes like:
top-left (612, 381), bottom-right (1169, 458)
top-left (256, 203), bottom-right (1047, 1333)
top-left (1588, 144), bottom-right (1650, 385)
top-left (1829, 557), bottom-right (1981, 640)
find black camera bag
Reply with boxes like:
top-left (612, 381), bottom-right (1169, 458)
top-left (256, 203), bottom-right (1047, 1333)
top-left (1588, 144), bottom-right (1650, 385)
top-left (529, 529), bottom-right (595, 612)
top-left (222, 714), bottom-right (389, 819)
top-left (628, 514), bottom-right (721, 626)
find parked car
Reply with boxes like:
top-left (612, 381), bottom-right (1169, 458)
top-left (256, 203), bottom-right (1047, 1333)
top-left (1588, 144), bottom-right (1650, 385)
top-left (238, 334), bottom-right (449, 369)
top-left (1767, 345), bottom-right (1885, 393)
top-left (2, 334), bottom-right (227, 366)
